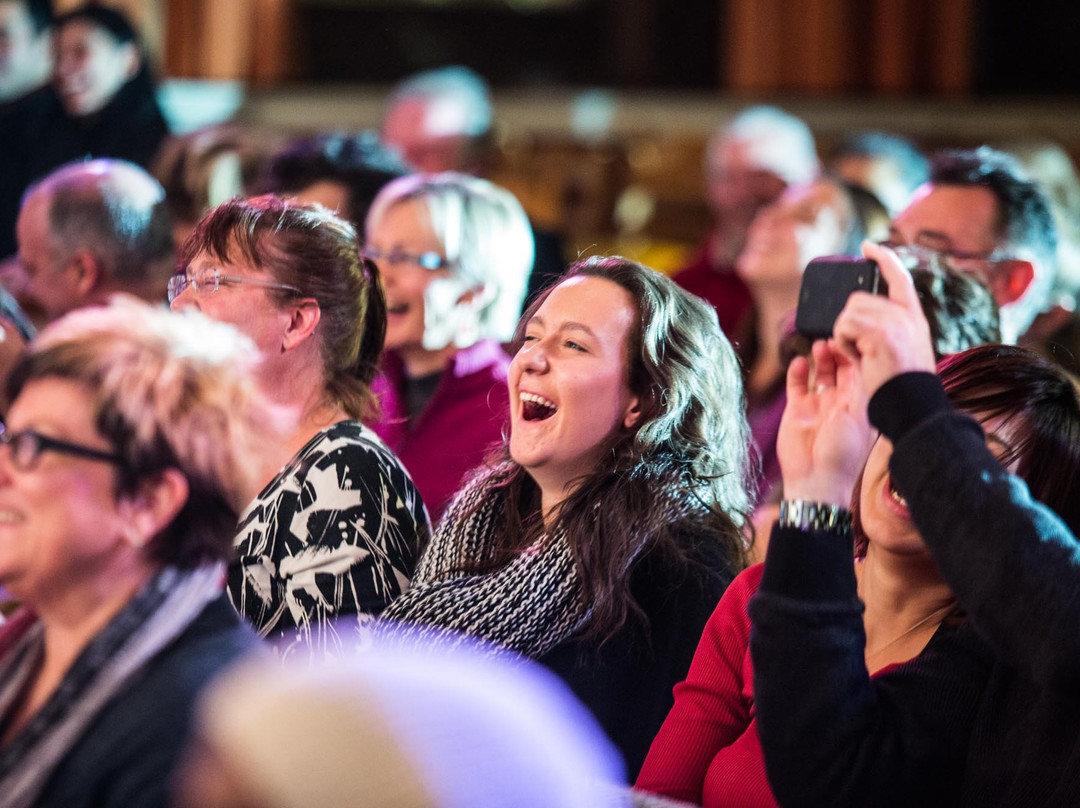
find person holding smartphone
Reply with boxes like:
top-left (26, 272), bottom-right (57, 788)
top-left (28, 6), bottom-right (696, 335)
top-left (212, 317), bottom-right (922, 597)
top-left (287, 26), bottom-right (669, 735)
top-left (750, 243), bottom-right (1080, 806)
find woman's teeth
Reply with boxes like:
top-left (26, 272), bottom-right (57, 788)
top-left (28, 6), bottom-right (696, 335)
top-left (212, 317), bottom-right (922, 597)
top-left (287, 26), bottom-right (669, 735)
top-left (520, 392), bottom-right (557, 421)
top-left (888, 481), bottom-right (908, 509)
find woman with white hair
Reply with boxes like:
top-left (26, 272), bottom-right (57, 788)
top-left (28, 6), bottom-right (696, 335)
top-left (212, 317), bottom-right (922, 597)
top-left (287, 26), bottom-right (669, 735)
top-left (365, 172), bottom-right (535, 521)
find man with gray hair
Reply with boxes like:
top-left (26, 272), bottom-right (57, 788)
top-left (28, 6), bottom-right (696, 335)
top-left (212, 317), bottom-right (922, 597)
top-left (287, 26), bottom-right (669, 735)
top-left (16, 158), bottom-right (174, 324)
top-left (673, 105), bottom-right (820, 337)
top-left (381, 65), bottom-right (494, 176)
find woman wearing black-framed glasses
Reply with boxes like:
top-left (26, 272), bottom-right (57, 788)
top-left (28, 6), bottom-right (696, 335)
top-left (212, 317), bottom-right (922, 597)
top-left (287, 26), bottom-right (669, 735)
top-left (0, 299), bottom-right (266, 808)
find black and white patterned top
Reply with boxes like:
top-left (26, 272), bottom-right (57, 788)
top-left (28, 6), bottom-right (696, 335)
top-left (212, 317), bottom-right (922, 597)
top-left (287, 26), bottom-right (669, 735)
top-left (229, 421), bottom-right (430, 657)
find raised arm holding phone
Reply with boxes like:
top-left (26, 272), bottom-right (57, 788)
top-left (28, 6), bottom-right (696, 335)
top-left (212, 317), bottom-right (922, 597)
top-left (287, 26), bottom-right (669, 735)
top-left (750, 242), bottom-right (1080, 807)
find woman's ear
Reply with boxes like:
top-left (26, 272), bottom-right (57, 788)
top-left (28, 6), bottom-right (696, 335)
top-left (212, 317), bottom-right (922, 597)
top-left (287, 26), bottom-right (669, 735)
top-left (622, 395), bottom-right (644, 430)
top-left (120, 468), bottom-right (190, 550)
top-left (281, 299), bottom-right (321, 352)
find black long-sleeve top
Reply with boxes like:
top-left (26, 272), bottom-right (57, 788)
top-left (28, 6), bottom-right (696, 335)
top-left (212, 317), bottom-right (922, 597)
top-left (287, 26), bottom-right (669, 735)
top-left (749, 371), bottom-right (1080, 807)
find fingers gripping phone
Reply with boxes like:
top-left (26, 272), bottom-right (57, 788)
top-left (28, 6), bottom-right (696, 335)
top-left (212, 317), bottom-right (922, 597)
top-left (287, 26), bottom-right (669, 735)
top-left (795, 256), bottom-right (889, 340)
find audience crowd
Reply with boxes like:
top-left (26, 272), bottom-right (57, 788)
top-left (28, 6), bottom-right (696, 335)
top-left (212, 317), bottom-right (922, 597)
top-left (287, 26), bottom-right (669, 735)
top-left (1, 2), bottom-right (1080, 806)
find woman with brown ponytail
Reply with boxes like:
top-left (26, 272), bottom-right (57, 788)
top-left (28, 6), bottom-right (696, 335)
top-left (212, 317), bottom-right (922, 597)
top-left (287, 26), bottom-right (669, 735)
top-left (171, 195), bottom-right (430, 657)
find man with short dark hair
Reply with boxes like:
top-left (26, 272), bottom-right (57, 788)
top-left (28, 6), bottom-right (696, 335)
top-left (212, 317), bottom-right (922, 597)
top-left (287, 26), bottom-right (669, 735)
top-left (886, 146), bottom-right (1057, 344)
top-left (17, 159), bottom-right (174, 323)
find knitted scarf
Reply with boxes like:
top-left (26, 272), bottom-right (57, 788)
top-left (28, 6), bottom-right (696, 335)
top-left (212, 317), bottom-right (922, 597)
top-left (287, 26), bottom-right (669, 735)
top-left (0, 564), bottom-right (224, 808)
top-left (381, 475), bottom-right (587, 659)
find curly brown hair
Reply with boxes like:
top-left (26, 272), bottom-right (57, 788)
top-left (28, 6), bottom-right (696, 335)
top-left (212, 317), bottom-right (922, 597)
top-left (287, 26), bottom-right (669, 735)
top-left (461, 256), bottom-right (753, 644)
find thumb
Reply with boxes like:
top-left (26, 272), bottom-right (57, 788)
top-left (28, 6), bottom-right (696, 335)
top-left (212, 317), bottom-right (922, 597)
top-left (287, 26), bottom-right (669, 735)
top-left (861, 240), bottom-right (921, 314)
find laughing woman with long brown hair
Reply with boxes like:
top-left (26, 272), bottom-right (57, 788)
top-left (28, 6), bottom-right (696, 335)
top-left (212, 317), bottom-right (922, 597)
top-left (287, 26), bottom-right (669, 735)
top-left (381, 256), bottom-right (752, 777)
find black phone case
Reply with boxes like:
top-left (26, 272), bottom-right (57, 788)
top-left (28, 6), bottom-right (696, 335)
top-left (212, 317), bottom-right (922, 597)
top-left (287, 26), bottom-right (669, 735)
top-left (795, 256), bottom-right (887, 339)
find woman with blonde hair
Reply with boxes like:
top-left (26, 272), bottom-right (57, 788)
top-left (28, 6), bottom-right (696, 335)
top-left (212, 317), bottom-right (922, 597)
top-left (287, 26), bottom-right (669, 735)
top-left (0, 299), bottom-right (268, 808)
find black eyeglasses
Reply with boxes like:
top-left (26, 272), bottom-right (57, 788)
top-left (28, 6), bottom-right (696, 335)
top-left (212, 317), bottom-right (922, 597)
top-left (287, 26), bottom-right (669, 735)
top-left (0, 425), bottom-right (125, 472)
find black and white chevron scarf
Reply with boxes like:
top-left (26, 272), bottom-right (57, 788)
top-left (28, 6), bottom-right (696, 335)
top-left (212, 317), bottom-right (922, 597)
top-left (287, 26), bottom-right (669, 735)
top-left (380, 475), bottom-right (588, 659)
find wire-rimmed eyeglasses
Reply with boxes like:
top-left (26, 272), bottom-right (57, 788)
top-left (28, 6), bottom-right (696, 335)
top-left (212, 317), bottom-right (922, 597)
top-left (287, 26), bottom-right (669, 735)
top-left (167, 266), bottom-right (302, 304)
top-left (360, 246), bottom-right (453, 272)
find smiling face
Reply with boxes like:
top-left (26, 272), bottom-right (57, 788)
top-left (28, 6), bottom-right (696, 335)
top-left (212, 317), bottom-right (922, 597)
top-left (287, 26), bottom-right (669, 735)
top-left (169, 250), bottom-right (294, 371)
top-left (858, 410), bottom-right (1017, 558)
top-left (737, 179), bottom-right (850, 290)
top-left (508, 275), bottom-right (641, 511)
top-left (366, 198), bottom-right (474, 376)
top-left (54, 19), bottom-right (138, 117)
top-left (0, 377), bottom-right (133, 604)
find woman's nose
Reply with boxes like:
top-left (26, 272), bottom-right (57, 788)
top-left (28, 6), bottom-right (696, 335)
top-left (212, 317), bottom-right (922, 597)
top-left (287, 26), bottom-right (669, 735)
top-left (517, 340), bottom-right (549, 372)
top-left (169, 284), bottom-right (196, 311)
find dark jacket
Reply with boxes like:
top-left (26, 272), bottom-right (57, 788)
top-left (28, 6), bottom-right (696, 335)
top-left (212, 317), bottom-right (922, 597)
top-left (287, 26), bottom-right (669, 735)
top-left (750, 372), bottom-right (1080, 807)
top-left (34, 596), bottom-right (259, 808)
top-left (540, 532), bottom-right (735, 780)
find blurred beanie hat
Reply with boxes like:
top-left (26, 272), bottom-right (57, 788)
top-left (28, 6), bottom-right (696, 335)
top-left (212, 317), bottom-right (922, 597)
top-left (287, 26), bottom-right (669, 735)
top-left (192, 640), bottom-right (627, 808)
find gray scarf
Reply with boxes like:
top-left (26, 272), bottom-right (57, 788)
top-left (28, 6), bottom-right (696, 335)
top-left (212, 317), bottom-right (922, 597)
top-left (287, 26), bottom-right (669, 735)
top-left (381, 476), bottom-right (587, 658)
top-left (0, 564), bottom-right (224, 808)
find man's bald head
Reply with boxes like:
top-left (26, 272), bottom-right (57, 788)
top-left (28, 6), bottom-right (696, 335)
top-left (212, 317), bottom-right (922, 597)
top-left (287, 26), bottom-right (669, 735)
top-left (18, 159), bottom-right (174, 321)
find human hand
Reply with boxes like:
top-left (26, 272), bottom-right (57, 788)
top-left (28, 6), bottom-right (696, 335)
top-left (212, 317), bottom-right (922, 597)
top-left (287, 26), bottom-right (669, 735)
top-left (832, 241), bottom-right (937, 399)
top-left (777, 340), bottom-right (876, 506)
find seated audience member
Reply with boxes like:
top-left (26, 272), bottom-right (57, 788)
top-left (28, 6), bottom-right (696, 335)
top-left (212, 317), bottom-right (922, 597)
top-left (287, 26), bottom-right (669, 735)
top-left (170, 196), bottom-right (430, 656)
top-left (3, 3), bottom-right (167, 256)
top-left (828, 131), bottom-right (930, 216)
top-left (382, 65), bottom-right (494, 177)
top-left (50, 4), bottom-right (167, 168)
top-left (381, 65), bottom-right (565, 307)
top-left (260, 130), bottom-right (408, 230)
top-left (0, 0), bottom-right (54, 259)
top-left (0, 299), bottom-right (269, 808)
top-left (749, 243), bottom-right (1080, 806)
top-left (176, 641), bottom-right (626, 808)
top-left (153, 124), bottom-right (272, 250)
top-left (382, 257), bottom-right (752, 777)
top-left (672, 105), bottom-right (819, 338)
top-left (636, 303), bottom-right (1008, 808)
top-left (15, 158), bottom-right (174, 326)
top-left (885, 146), bottom-right (1056, 344)
top-left (1004, 139), bottom-right (1080, 377)
top-left (734, 177), bottom-right (881, 501)
top-left (365, 172), bottom-right (534, 521)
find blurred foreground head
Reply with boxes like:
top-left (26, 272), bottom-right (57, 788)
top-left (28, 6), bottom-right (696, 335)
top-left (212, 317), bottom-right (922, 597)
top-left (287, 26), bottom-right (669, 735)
top-left (177, 639), bottom-right (627, 808)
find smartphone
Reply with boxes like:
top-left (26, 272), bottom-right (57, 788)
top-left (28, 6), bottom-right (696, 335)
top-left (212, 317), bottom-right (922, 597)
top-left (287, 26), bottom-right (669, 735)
top-left (795, 256), bottom-right (888, 340)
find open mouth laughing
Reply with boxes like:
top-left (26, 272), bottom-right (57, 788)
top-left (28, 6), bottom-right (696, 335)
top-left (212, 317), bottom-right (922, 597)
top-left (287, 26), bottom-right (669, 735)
top-left (520, 392), bottom-right (557, 422)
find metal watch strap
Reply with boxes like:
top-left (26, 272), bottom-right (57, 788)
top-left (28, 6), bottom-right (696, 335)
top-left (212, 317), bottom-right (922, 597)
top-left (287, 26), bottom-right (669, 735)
top-left (778, 499), bottom-right (853, 536)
